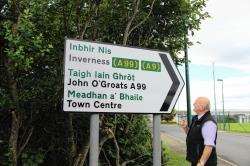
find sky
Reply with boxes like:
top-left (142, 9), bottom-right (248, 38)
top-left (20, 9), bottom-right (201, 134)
top-left (176, 0), bottom-right (250, 112)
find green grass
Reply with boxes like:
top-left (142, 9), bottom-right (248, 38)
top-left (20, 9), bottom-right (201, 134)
top-left (218, 123), bottom-right (250, 133)
top-left (162, 141), bottom-right (189, 166)
top-left (161, 120), bottom-right (177, 125)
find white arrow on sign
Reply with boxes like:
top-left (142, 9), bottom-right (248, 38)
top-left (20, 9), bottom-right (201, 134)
top-left (63, 39), bottom-right (184, 113)
top-left (159, 53), bottom-right (185, 112)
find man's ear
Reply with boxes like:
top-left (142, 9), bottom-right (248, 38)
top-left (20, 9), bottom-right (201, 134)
top-left (204, 104), bottom-right (210, 111)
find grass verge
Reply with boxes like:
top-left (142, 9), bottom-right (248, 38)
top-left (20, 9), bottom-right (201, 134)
top-left (218, 123), bottom-right (250, 133)
top-left (162, 141), bottom-right (189, 166)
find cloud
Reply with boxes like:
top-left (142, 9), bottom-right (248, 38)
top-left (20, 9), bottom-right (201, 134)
top-left (176, 0), bottom-right (250, 111)
top-left (177, 75), bottom-right (250, 111)
top-left (188, 0), bottom-right (250, 73)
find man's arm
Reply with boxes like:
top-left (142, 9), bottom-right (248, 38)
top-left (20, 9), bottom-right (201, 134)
top-left (198, 121), bottom-right (217, 166)
top-left (197, 145), bottom-right (213, 166)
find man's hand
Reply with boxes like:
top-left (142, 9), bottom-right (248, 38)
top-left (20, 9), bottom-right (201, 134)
top-left (179, 119), bottom-right (188, 129)
top-left (179, 119), bottom-right (188, 134)
top-left (197, 160), bottom-right (205, 166)
top-left (196, 163), bottom-right (204, 166)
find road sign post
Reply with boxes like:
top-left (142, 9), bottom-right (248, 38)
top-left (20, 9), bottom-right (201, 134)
top-left (63, 39), bottom-right (184, 165)
top-left (89, 113), bottom-right (99, 166)
top-left (153, 114), bottom-right (161, 166)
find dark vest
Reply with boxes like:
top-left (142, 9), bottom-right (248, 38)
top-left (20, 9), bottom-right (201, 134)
top-left (186, 111), bottom-right (217, 165)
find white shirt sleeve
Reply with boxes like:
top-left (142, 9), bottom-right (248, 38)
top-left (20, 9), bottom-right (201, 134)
top-left (201, 121), bottom-right (217, 147)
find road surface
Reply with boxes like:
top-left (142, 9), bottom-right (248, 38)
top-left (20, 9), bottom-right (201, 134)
top-left (161, 124), bottom-right (250, 166)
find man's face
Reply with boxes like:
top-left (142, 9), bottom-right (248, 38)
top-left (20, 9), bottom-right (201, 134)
top-left (193, 99), bottom-right (206, 114)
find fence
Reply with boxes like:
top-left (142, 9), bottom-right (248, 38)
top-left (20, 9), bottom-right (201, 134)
top-left (175, 111), bottom-right (250, 133)
top-left (216, 112), bottom-right (250, 133)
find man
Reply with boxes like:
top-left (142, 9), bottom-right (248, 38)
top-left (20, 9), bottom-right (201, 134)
top-left (180, 97), bottom-right (217, 166)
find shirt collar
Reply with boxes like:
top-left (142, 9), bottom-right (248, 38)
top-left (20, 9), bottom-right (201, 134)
top-left (198, 113), bottom-right (206, 120)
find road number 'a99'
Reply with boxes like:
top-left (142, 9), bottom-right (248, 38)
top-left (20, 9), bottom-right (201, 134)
top-left (130, 83), bottom-right (146, 90)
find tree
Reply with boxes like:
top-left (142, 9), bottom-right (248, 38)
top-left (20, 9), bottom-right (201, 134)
top-left (162, 110), bottom-right (177, 122)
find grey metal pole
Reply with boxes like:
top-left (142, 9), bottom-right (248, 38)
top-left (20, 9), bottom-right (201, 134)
top-left (153, 114), bottom-right (161, 166)
top-left (212, 62), bottom-right (217, 121)
top-left (89, 113), bottom-right (99, 166)
top-left (217, 79), bottom-right (225, 130)
top-left (184, 36), bottom-right (192, 126)
top-left (221, 80), bottom-right (225, 130)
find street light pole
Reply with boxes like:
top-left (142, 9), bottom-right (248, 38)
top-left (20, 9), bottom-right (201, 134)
top-left (217, 79), bottom-right (225, 130)
top-left (212, 63), bottom-right (217, 121)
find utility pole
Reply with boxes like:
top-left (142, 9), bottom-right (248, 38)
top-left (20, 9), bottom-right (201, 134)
top-left (184, 29), bottom-right (192, 125)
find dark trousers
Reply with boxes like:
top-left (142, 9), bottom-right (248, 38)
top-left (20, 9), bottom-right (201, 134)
top-left (191, 162), bottom-right (197, 166)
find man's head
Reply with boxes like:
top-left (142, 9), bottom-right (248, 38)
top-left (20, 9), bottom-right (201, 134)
top-left (193, 97), bottom-right (210, 115)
